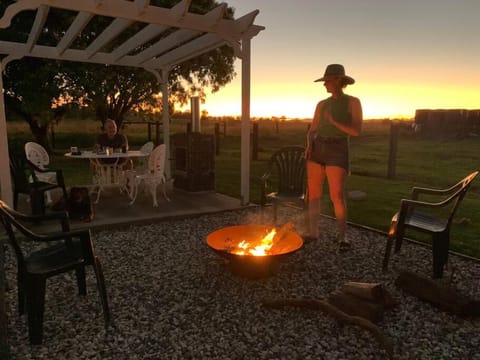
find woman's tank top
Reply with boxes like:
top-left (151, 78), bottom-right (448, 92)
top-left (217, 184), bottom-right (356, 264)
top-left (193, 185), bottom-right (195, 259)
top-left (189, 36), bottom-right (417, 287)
top-left (316, 95), bottom-right (352, 138)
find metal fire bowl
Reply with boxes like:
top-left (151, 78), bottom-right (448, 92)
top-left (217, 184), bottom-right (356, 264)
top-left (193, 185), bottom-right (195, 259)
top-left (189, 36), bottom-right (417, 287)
top-left (206, 224), bottom-right (303, 278)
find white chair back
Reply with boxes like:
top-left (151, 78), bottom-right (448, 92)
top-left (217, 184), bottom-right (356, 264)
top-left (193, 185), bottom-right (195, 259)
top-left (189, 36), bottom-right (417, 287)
top-left (139, 141), bottom-right (154, 155)
top-left (148, 144), bottom-right (166, 176)
top-left (128, 144), bottom-right (169, 207)
top-left (25, 142), bottom-right (50, 170)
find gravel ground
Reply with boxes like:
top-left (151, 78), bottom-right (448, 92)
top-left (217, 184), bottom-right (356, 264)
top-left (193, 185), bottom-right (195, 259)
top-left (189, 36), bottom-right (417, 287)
top-left (4, 208), bottom-right (480, 360)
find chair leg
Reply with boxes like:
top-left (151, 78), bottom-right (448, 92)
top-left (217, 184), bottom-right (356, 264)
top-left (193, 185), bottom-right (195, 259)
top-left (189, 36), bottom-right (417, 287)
top-left (26, 277), bottom-right (46, 345)
top-left (151, 184), bottom-right (159, 207)
top-left (382, 235), bottom-right (395, 272)
top-left (75, 266), bottom-right (87, 295)
top-left (30, 190), bottom-right (46, 216)
top-left (272, 203), bottom-right (278, 224)
top-left (17, 270), bottom-right (26, 315)
top-left (128, 178), bottom-right (141, 206)
top-left (162, 181), bottom-right (170, 202)
top-left (93, 257), bottom-right (111, 329)
top-left (13, 192), bottom-right (19, 210)
top-left (432, 233), bottom-right (449, 278)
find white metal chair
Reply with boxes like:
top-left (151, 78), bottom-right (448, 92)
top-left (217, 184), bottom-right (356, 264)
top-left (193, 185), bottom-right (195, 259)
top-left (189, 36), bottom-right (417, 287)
top-left (24, 142), bottom-right (65, 204)
top-left (128, 144), bottom-right (170, 207)
top-left (136, 141), bottom-right (154, 172)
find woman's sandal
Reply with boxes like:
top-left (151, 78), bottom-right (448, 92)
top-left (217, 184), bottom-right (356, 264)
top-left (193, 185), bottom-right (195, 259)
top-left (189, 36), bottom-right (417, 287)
top-left (338, 239), bottom-right (351, 252)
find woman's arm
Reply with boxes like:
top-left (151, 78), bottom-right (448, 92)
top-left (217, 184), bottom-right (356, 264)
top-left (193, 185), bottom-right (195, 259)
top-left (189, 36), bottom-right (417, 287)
top-left (305, 101), bottom-right (323, 158)
top-left (325, 96), bottom-right (363, 136)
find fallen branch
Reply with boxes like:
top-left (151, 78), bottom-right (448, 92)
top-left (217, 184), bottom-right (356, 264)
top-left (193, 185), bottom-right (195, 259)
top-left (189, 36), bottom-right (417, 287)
top-left (395, 271), bottom-right (480, 317)
top-left (262, 298), bottom-right (394, 359)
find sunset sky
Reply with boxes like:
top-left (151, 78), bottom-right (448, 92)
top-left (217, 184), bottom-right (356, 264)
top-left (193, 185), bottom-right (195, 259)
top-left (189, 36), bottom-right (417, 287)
top-left (202, 0), bottom-right (480, 120)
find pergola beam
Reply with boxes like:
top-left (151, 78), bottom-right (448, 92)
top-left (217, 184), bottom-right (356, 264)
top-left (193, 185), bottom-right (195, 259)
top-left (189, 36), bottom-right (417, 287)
top-left (85, 18), bottom-right (134, 59)
top-left (26, 4), bottom-right (48, 52)
top-left (0, 0), bottom-right (253, 40)
top-left (56, 11), bottom-right (93, 56)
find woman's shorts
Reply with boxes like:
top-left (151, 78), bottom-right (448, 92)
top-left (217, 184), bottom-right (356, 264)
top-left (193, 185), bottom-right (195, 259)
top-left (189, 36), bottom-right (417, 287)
top-left (308, 137), bottom-right (349, 172)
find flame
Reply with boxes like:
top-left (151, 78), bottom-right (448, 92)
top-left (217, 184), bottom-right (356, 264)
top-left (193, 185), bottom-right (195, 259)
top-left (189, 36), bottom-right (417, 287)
top-left (231, 228), bottom-right (276, 256)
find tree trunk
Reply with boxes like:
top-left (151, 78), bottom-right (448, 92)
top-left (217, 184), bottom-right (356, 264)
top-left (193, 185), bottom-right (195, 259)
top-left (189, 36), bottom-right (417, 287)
top-left (395, 271), bottom-right (480, 317)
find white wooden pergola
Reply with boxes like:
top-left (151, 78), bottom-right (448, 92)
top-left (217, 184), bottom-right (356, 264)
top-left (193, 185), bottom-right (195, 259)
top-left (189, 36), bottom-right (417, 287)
top-left (0, 0), bottom-right (264, 206)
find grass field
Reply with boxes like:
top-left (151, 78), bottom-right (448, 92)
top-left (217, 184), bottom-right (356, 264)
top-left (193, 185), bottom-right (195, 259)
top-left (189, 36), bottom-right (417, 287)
top-left (6, 117), bottom-right (480, 258)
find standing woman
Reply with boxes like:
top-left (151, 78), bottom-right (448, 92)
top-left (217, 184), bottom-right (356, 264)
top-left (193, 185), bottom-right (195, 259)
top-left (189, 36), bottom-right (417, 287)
top-left (305, 64), bottom-right (363, 250)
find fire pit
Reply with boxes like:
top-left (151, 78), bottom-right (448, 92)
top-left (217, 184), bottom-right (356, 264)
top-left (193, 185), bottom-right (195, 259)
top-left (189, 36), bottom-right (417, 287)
top-left (206, 223), bottom-right (303, 278)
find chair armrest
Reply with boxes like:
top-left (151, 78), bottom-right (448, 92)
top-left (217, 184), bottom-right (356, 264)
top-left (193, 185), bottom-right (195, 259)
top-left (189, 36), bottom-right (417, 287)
top-left (34, 228), bottom-right (90, 243)
top-left (400, 197), bottom-right (454, 212)
top-left (27, 160), bottom-right (65, 183)
top-left (12, 210), bottom-right (71, 231)
top-left (411, 183), bottom-right (461, 200)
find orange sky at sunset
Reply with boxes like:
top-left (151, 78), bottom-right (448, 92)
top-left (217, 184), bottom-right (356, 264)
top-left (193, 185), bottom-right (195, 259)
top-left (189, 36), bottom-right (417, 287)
top-left (200, 0), bottom-right (480, 120)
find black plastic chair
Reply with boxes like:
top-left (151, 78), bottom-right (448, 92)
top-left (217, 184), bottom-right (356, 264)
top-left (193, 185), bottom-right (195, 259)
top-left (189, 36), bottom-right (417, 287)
top-left (10, 153), bottom-right (67, 215)
top-left (260, 146), bottom-right (307, 224)
top-left (382, 171), bottom-right (478, 278)
top-left (0, 200), bottom-right (110, 344)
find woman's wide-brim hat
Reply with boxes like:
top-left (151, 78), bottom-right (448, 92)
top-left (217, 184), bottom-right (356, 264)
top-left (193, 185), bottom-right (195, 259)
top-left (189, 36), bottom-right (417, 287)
top-left (314, 64), bottom-right (355, 85)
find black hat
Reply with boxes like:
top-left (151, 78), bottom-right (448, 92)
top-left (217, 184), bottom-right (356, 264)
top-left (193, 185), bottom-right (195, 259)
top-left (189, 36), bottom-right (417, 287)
top-left (314, 64), bottom-right (355, 84)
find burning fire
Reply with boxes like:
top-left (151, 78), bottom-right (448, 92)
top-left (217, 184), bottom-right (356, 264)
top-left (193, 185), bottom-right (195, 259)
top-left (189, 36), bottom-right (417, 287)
top-left (232, 228), bottom-right (276, 256)
top-left (230, 223), bottom-right (294, 256)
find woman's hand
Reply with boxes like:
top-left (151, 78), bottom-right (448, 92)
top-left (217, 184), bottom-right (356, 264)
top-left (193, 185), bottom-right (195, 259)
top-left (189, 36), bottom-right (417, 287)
top-left (305, 146), bottom-right (311, 160)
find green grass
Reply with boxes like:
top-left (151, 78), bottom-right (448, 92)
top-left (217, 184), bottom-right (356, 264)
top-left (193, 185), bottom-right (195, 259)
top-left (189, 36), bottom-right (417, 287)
top-left (7, 117), bottom-right (480, 258)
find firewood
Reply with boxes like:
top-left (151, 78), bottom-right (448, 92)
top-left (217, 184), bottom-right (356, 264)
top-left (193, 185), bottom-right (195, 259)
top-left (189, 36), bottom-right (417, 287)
top-left (327, 290), bottom-right (384, 323)
top-left (340, 281), bottom-right (398, 309)
top-left (395, 271), bottom-right (480, 317)
top-left (261, 298), bottom-right (393, 359)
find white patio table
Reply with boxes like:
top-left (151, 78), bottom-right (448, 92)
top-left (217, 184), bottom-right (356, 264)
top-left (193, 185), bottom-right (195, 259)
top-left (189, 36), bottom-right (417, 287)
top-left (65, 150), bottom-right (149, 203)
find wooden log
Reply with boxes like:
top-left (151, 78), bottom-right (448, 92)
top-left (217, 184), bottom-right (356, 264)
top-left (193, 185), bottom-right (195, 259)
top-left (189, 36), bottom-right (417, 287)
top-left (327, 290), bottom-right (384, 323)
top-left (340, 282), bottom-right (397, 309)
top-left (262, 298), bottom-right (393, 359)
top-left (395, 271), bottom-right (480, 317)
top-left (340, 282), bottom-right (384, 302)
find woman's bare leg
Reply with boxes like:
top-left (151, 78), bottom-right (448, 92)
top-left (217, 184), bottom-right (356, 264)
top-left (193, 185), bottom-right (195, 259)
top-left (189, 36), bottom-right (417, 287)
top-left (325, 166), bottom-right (348, 242)
top-left (306, 160), bottom-right (326, 238)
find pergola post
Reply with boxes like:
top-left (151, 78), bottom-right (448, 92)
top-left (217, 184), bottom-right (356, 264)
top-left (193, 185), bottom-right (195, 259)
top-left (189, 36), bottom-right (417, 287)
top-left (240, 38), bottom-right (251, 205)
top-left (0, 63), bottom-right (13, 206)
top-left (161, 68), bottom-right (171, 179)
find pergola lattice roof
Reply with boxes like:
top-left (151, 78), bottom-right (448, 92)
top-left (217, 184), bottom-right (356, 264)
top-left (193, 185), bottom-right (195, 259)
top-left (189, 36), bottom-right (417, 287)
top-left (0, 0), bottom-right (264, 70)
top-left (0, 0), bottom-right (264, 206)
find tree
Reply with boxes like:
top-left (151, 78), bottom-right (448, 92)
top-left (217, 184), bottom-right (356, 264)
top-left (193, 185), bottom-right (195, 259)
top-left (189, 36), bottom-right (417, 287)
top-left (3, 58), bottom-right (69, 151)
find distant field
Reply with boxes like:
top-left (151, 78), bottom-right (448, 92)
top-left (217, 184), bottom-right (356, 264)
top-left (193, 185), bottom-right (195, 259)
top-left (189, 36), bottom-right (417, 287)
top-left (6, 117), bottom-right (480, 258)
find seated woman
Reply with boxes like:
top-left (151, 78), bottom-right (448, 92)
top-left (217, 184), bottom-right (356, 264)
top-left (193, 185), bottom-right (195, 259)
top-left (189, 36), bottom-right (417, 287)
top-left (94, 119), bottom-right (133, 170)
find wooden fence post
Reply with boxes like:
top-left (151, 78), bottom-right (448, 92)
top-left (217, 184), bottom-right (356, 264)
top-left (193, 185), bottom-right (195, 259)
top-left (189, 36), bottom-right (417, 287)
top-left (387, 122), bottom-right (399, 179)
top-left (147, 122), bottom-right (152, 141)
top-left (214, 123), bottom-right (220, 156)
top-left (155, 122), bottom-right (160, 145)
top-left (252, 122), bottom-right (259, 160)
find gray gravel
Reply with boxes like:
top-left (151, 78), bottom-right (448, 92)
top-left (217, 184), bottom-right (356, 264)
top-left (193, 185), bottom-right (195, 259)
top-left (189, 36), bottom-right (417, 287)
top-left (4, 207), bottom-right (480, 359)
